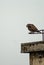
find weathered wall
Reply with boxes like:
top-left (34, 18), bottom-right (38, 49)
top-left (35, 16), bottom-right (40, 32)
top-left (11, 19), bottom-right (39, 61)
top-left (21, 41), bottom-right (44, 53)
top-left (30, 52), bottom-right (44, 65)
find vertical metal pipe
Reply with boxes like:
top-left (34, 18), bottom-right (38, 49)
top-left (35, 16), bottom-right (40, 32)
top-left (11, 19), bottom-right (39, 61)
top-left (42, 30), bottom-right (44, 41)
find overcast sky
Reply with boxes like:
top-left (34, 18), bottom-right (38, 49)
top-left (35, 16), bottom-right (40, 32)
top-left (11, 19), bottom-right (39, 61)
top-left (0, 0), bottom-right (44, 65)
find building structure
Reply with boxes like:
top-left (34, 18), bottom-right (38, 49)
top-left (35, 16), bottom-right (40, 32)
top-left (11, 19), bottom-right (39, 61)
top-left (21, 41), bottom-right (44, 65)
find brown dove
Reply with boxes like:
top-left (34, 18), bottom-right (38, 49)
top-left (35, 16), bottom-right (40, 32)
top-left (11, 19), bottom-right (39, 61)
top-left (26, 24), bottom-right (41, 33)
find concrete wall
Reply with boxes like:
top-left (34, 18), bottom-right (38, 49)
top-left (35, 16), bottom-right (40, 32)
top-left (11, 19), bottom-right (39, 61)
top-left (30, 52), bottom-right (44, 65)
top-left (21, 41), bottom-right (44, 53)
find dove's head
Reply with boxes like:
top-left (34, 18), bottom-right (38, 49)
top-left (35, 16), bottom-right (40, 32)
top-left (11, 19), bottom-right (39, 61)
top-left (26, 24), bottom-right (31, 28)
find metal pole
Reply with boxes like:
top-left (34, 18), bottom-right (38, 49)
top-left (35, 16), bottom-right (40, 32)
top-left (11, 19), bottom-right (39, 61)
top-left (42, 30), bottom-right (44, 41)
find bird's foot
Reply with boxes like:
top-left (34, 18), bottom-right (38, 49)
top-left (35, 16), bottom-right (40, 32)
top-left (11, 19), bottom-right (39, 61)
top-left (28, 32), bottom-right (34, 34)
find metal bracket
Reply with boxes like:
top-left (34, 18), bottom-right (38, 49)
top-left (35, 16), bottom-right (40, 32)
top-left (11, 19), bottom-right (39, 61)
top-left (29, 30), bottom-right (44, 41)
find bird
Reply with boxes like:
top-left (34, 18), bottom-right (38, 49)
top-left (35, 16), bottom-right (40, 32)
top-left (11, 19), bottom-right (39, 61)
top-left (26, 24), bottom-right (41, 34)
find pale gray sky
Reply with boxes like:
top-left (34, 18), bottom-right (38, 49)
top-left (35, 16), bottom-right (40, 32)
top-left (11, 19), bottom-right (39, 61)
top-left (0, 0), bottom-right (44, 65)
